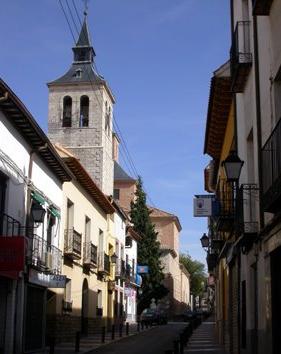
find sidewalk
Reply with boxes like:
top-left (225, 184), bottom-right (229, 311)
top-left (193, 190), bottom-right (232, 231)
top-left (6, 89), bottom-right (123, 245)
top-left (46, 323), bottom-right (152, 354)
top-left (184, 317), bottom-right (226, 353)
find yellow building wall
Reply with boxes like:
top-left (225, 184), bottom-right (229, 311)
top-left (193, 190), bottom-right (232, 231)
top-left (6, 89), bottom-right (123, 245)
top-left (52, 179), bottom-right (114, 320)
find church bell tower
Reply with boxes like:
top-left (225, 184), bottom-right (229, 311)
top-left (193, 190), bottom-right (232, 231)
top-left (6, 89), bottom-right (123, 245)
top-left (47, 12), bottom-right (115, 196)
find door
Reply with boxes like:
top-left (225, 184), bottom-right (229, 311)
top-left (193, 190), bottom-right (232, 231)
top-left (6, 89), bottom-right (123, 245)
top-left (81, 279), bottom-right (88, 335)
top-left (271, 247), bottom-right (281, 354)
top-left (24, 284), bottom-right (46, 352)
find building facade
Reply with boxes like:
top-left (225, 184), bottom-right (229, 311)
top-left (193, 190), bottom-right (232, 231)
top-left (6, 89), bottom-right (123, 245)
top-left (203, 1), bottom-right (281, 353)
top-left (46, 145), bottom-right (115, 343)
top-left (0, 79), bottom-right (71, 354)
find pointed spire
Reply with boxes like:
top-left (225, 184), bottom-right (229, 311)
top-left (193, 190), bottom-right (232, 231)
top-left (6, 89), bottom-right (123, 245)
top-left (76, 16), bottom-right (91, 47)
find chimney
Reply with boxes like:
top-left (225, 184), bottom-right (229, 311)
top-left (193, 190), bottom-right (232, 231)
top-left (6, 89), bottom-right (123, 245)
top-left (112, 132), bottom-right (120, 162)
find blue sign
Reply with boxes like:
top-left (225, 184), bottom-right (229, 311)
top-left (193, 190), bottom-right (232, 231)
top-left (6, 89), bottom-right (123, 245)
top-left (137, 265), bottom-right (149, 274)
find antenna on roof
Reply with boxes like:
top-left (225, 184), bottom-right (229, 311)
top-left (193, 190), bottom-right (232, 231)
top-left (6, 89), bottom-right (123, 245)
top-left (82, 0), bottom-right (89, 17)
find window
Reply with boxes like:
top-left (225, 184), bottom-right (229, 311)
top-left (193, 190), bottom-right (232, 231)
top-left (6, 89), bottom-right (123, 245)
top-left (105, 102), bottom-right (111, 136)
top-left (64, 279), bottom-right (71, 302)
top-left (47, 211), bottom-right (56, 245)
top-left (85, 216), bottom-right (91, 243)
top-left (98, 229), bottom-right (104, 253)
top-left (66, 199), bottom-right (74, 230)
top-left (75, 68), bottom-right (82, 78)
top-left (80, 95), bottom-right (89, 127)
top-left (62, 96), bottom-right (72, 127)
top-left (113, 188), bottom-right (120, 200)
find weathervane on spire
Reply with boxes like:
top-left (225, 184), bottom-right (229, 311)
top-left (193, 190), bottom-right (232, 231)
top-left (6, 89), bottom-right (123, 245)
top-left (82, 0), bottom-right (89, 16)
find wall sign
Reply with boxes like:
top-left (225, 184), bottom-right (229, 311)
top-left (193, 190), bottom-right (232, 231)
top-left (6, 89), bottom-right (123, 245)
top-left (29, 268), bottom-right (66, 288)
top-left (193, 195), bottom-right (216, 217)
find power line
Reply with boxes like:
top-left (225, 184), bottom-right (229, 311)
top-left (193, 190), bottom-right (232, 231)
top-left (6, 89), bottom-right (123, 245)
top-left (58, 0), bottom-right (156, 207)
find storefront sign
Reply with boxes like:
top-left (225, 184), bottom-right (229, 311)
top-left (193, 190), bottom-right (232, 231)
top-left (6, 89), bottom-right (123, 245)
top-left (0, 236), bottom-right (25, 273)
top-left (137, 265), bottom-right (149, 274)
top-left (193, 195), bottom-right (216, 217)
top-left (29, 268), bottom-right (66, 288)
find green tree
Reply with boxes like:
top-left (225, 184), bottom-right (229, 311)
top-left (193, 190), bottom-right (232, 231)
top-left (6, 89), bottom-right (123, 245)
top-left (130, 177), bottom-right (168, 313)
top-left (180, 253), bottom-right (207, 297)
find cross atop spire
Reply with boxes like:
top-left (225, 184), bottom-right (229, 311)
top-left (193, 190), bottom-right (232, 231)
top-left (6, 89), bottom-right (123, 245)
top-left (83, 0), bottom-right (89, 17)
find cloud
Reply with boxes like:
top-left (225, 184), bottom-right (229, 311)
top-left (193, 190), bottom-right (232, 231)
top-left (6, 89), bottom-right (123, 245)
top-left (154, 1), bottom-right (193, 25)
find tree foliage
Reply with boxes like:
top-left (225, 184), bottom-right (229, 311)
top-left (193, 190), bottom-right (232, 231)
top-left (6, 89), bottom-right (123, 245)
top-left (180, 253), bottom-right (207, 297)
top-left (130, 177), bottom-right (168, 313)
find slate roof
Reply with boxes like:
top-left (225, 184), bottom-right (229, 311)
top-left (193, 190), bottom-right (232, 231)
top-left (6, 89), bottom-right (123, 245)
top-left (76, 17), bottom-right (92, 47)
top-left (48, 63), bottom-right (104, 85)
top-left (114, 161), bottom-right (136, 182)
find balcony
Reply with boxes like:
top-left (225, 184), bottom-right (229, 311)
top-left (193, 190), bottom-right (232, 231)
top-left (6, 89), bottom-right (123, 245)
top-left (115, 259), bottom-right (126, 279)
top-left (27, 234), bottom-right (62, 274)
top-left (83, 242), bottom-right (97, 268)
top-left (215, 181), bottom-right (235, 232)
top-left (98, 252), bottom-right (110, 275)
top-left (262, 118), bottom-right (281, 213)
top-left (230, 21), bottom-right (252, 93)
top-left (64, 228), bottom-right (82, 260)
top-left (206, 253), bottom-right (218, 272)
top-left (0, 212), bottom-right (21, 236)
top-left (252, 0), bottom-right (273, 15)
top-left (236, 184), bottom-right (259, 253)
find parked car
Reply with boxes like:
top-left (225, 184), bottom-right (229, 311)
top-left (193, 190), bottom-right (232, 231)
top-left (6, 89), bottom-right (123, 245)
top-left (140, 308), bottom-right (168, 325)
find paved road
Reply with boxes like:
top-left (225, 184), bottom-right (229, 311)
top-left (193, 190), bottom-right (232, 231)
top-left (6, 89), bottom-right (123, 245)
top-left (89, 323), bottom-right (187, 354)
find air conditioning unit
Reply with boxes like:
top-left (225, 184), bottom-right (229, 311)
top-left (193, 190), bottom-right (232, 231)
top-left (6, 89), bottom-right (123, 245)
top-left (45, 252), bottom-right (53, 270)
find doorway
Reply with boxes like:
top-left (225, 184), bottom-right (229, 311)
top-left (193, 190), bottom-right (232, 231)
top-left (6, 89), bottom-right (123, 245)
top-left (81, 279), bottom-right (89, 335)
top-left (271, 246), bottom-right (281, 354)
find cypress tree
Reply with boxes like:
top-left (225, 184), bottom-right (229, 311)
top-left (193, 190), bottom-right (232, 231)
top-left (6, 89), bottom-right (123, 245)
top-left (130, 177), bottom-right (168, 313)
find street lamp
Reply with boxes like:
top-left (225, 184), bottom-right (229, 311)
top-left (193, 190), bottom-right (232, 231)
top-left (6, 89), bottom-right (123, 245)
top-left (31, 202), bottom-right (46, 223)
top-left (200, 233), bottom-right (209, 250)
top-left (221, 150), bottom-right (244, 182)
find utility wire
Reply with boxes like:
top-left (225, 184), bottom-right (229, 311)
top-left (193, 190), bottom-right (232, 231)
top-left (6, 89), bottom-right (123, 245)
top-left (58, 0), bottom-right (156, 207)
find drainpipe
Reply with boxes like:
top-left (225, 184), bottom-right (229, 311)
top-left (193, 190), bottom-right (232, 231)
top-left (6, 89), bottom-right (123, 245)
top-left (252, 15), bottom-right (264, 230)
top-left (252, 14), bottom-right (263, 354)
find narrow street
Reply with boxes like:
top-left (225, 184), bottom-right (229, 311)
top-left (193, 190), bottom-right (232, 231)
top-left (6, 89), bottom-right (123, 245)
top-left (88, 323), bottom-right (187, 354)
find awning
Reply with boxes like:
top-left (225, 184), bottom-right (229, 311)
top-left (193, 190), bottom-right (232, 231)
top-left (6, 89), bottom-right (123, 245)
top-left (49, 206), bottom-right (60, 219)
top-left (31, 191), bottom-right (45, 205)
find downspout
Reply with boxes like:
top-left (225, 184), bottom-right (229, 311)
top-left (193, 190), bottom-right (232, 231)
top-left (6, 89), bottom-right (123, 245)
top-left (252, 13), bottom-right (263, 354)
top-left (252, 15), bottom-right (264, 230)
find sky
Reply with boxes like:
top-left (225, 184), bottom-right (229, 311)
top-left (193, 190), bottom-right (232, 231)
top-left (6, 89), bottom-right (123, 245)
top-left (0, 0), bottom-right (230, 264)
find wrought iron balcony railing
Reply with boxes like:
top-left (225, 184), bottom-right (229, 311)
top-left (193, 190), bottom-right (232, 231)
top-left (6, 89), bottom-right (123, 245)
top-left (83, 242), bottom-right (97, 268)
top-left (98, 251), bottom-right (110, 275)
top-left (230, 21), bottom-right (252, 92)
top-left (262, 117), bottom-right (281, 213)
top-left (252, 0), bottom-right (273, 16)
top-left (236, 184), bottom-right (259, 235)
top-left (115, 259), bottom-right (126, 278)
top-left (215, 180), bottom-right (235, 232)
top-left (64, 228), bottom-right (82, 259)
top-left (26, 234), bottom-right (62, 274)
top-left (0, 212), bottom-right (21, 236)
